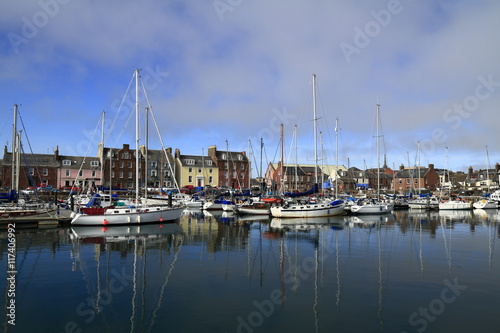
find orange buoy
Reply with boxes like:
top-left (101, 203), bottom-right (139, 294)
top-left (103, 219), bottom-right (108, 225)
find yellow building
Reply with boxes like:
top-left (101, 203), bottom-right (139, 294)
top-left (174, 148), bottom-right (219, 188)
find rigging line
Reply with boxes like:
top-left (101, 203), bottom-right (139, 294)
top-left (140, 79), bottom-right (181, 191)
top-left (107, 72), bottom-right (135, 146)
top-left (17, 111), bottom-right (43, 186)
top-left (67, 116), bottom-right (102, 200)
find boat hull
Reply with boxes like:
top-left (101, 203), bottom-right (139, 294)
top-left (472, 200), bottom-right (498, 209)
top-left (350, 203), bottom-right (394, 214)
top-left (270, 202), bottom-right (345, 218)
top-left (438, 201), bottom-right (472, 210)
top-left (71, 206), bottom-right (184, 226)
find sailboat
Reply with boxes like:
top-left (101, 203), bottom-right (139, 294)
top-left (71, 69), bottom-right (184, 225)
top-left (350, 103), bottom-right (393, 214)
top-left (270, 74), bottom-right (345, 218)
top-left (0, 104), bottom-right (57, 219)
top-left (473, 146), bottom-right (498, 209)
top-left (438, 147), bottom-right (472, 210)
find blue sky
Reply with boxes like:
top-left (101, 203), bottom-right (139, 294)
top-left (1, 0), bottom-right (500, 176)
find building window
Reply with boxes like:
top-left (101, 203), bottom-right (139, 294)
top-left (128, 172), bottom-right (132, 179)
top-left (238, 154), bottom-right (243, 161)
top-left (151, 170), bottom-right (157, 177)
top-left (186, 159), bottom-right (195, 165)
top-left (63, 160), bottom-right (71, 166)
top-left (128, 162), bottom-right (132, 168)
top-left (188, 176), bottom-right (192, 183)
top-left (79, 170), bottom-right (83, 177)
top-left (91, 170), bottom-right (96, 177)
top-left (209, 168), bottom-right (213, 174)
top-left (198, 168), bottom-right (202, 173)
top-left (209, 176), bottom-right (213, 183)
top-left (111, 171), bottom-right (115, 178)
top-left (188, 167), bottom-right (193, 173)
top-left (119, 172), bottom-right (124, 179)
top-left (90, 161), bottom-right (99, 167)
top-left (29, 168), bottom-right (34, 176)
top-left (206, 160), bottom-right (212, 166)
top-left (222, 153), bottom-right (227, 160)
top-left (164, 170), bottom-right (170, 177)
top-left (123, 152), bottom-right (130, 159)
top-left (43, 168), bottom-right (48, 176)
top-left (120, 162), bottom-right (124, 168)
top-left (151, 161), bottom-right (157, 168)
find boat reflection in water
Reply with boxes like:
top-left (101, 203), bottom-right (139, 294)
top-left (70, 222), bottom-right (185, 333)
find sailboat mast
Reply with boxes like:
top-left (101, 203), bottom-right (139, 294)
top-left (294, 124), bottom-right (298, 191)
top-left (11, 104), bottom-right (18, 192)
top-left (312, 74), bottom-right (318, 186)
top-left (335, 117), bottom-right (339, 198)
top-left (15, 130), bottom-right (21, 193)
top-left (100, 111), bottom-right (105, 191)
top-left (280, 124), bottom-right (284, 192)
top-left (135, 69), bottom-right (140, 204)
top-left (417, 140), bottom-right (421, 194)
top-left (485, 145), bottom-right (490, 191)
top-left (376, 103), bottom-right (380, 200)
top-left (144, 107), bottom-right (149, 201)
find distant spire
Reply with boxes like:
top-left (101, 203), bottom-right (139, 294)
top-left (383, 153), bottom-right (387, 169)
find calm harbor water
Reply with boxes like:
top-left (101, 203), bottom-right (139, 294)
top-left (1, 209), bottom-right (500, 333)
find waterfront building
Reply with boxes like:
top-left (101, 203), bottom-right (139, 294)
top-left (393, 164), bottom-right (439, 194)
top-left (174, 148), bottom-right (218, 188)
top-left (207, 145), bottom-right (249, 189)
top-left (265, 162), bottom-right (324, 193)
top-left (0, 145), bottom-right (100, 190)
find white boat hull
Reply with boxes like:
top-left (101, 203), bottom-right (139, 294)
top-left (472, 199), bottom-right (498, 209)
top-left (350, 203), bottom-right (394, 214)
top-left (270, 201), bottom-right (345, 218)
top-left (71, 206), bottom-right (184, 225)
top-left (438, 201), bottom-right (472, 210)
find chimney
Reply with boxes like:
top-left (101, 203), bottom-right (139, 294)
top-left (496, 163), bottom-right (500, 173)
top-left (174, 148), bottom-right (180, 159)
top-left (166, 147), bottom-right (172, 154)
top-left (208, 145), bottom-right (217, 158)
top-left (468, 166), bottom-right (473, 176)
top-left (399, 164), bottom-right (404, 171)
top-left (54, 145), bottom-right (59, 159)
top-left (428, 163), bottom-right (434, 170)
